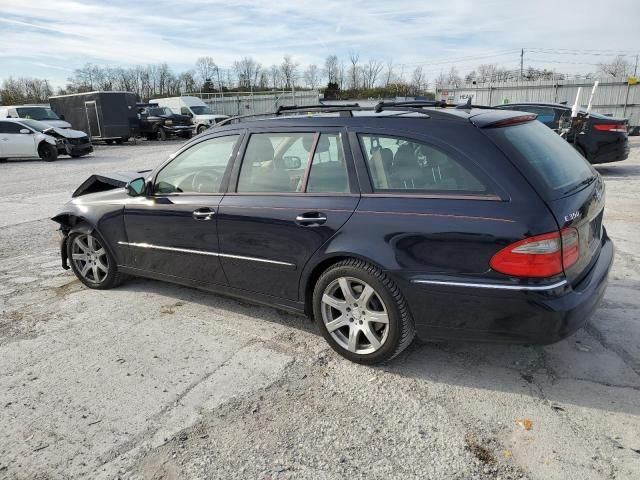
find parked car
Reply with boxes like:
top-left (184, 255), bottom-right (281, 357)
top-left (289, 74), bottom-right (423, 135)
top-left (49, 91), bottom-right (139, 143)
top-left (137, 104), bottom-right (193, 140)
top-left (52, 102), bottom-right (613, 364)
top-left (0, 105), bottom-right (72, 129)
top-left (0, 118), bottom-right (92, 162)
top-left (494, 102), bottom-right (629, 164)
top-left (155, 96), bottom-right (229, 134)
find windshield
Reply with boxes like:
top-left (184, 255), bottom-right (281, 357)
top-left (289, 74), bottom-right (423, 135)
top-left (148, 107), bottom-right (173, 116)
top-left (18, 119), bottom-right (54, 133)
top-left (189, 105), bottom-right (212, 115)
top-left (16, 107), bottom-right (60, 121)
top-left (485, 120), bottom-right (594, 199)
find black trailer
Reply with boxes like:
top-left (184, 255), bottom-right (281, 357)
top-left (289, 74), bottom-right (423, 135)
top-left (49, 91), bottom-right (139, 143)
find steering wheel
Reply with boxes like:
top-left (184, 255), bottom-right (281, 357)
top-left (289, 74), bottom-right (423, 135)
top-left (182, 171), bottom-right (221, 193)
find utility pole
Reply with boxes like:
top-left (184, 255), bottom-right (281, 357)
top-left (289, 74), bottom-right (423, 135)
top-left (520, 48), bottom-right (524, 80)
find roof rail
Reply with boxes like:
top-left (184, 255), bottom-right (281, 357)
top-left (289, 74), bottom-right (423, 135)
top-left (275, 104), bottom-right (364, 117)
top-left (374, 100), bottom-right (447, 113)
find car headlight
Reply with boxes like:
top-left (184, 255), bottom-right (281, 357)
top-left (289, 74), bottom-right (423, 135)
top-left (165, 120), bottom-right (173, 126)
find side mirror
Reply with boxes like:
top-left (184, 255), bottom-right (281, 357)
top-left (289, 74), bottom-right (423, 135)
top-left (125, 177), bottom-right (146, 197)
top-left (20, 128), bottom-right (31, 134)
top-left (283, 156), bottom-right (302, 170)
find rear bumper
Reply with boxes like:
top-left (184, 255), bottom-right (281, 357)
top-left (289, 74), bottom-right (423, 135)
top-left (396, 233), bottom-right (614, 344)
top-left (588, 139), bottom-right (630, 164)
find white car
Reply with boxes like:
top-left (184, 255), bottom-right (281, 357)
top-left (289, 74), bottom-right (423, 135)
top-left (0, 118), bottom-right (93, 162)
top-left (0, 105), bottom-right (72, 129)
top-left (154, 96), bottom-right (228, 134)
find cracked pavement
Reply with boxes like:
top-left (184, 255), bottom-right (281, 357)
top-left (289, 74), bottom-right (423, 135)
top-left (0, 138), bottom-right (639, 479)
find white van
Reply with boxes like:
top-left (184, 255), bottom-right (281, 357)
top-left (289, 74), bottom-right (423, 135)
top-left (154, 96), bottom-right (228, 134)
top-left (0, 105), bottom-right (72, 129)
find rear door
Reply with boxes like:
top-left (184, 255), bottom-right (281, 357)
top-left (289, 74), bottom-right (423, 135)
top-left (483, 120), bottom-right (605, 284)
top-left (217, 128), bottom-right (359, 300)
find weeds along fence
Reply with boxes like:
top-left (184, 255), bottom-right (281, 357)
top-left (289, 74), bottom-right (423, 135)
top-left (187, 91), bottom-right (320, 117)
top-left (436, 77), bottom-right (640, 126)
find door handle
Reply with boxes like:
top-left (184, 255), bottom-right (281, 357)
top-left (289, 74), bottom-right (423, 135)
top-left (192, 208), bottom-right (215, 220)
top-left (295, 212), bottom-right (327, 226)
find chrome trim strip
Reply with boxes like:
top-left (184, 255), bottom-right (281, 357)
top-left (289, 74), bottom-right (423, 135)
top-left (118, 241), bottom-right (295, 267)
top-left (118, 241), bottom-right (219, 257)
top-left (411, 279), bottom-right (568, 291)
top-left (219, 252), bottom-right (294, 267)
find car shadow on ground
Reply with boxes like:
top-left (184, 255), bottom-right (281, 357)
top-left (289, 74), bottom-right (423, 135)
top-left (114, 276), bottom-right (639, 417)
top-left (596, 164), bottom-right (640, 178)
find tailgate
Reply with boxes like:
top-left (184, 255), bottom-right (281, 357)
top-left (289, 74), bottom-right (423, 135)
top-left (546, 177), bottom-right (606, 284)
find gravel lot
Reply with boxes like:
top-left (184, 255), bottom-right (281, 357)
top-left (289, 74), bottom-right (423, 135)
top-left (1, 137), bottom-right (639, 480)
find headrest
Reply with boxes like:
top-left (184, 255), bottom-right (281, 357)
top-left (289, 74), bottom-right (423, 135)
top-left (302, 135), bottom-right (331, 154)
top-left (246, 135), bottom-right (275, 162)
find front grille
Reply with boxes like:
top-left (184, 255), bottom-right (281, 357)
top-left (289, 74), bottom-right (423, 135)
top-left (68, 136), bottom-right (90, 145)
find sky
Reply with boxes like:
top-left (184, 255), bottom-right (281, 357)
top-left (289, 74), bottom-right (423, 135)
top-left (1, 0), bottom-right (639, 88)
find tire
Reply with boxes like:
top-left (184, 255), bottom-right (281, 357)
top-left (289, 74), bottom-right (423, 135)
top-left (197, 125), bottom-right (207, 135)
top-left (115, 137), bottom-right (126, 145)
top-left (66, 231), bottom-right (126, 290)
top-left (105, 139), bottom-right (114, 145)
top-left (312, 259), bottom-right (415, 364)
top-left (157, 128), bottom-right (168, 141)
top-left (38, 142), bottom-right (58, 162)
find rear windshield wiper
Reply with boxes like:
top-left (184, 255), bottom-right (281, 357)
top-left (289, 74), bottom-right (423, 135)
top-left (563, 175), bottom-right (596, 195)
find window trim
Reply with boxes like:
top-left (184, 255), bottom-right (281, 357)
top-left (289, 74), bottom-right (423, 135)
top-left (354, 131), bottom-right (502, 199)
top-left (150, 131), bottom-right (244, 197)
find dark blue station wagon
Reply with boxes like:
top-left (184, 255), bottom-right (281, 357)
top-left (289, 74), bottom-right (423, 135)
top-left (53, 102), bottom-right (614, 364)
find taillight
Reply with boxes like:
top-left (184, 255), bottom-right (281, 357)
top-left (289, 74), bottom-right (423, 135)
top-left (593, 124), bottom-right (627, 133)
top-left (490, 228), bottom-right (579, 278)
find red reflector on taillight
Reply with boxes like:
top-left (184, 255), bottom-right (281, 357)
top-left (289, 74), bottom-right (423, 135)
top-left (490, 228), bottom-right (580, 278)
top-left (485, 114), bottom-right (538, 129)
top-left (593, 124), bottom-right (627, 133)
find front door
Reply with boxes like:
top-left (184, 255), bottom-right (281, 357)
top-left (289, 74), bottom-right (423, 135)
top-left (217, 129), bottom-right (359, 300)
top-left (84, 101), bottom-right (101, 138)
top-left (123, 133), bottom-right (242, 286)
top-left (0, 121), bottom-right (36, 157)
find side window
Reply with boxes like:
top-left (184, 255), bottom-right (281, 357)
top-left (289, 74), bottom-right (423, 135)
top-left (181, 107), bottom-right (191, 115)
top-left (237, 132), bottom-right (315, 193)
top-left (359, 134), bottom-right (491, 194)
top-left (0, 122), bottom-right (23, 134)
top-left (306, 133), bottom-right (349, 193)
top-left (154, 135), bottom-right (240, 194)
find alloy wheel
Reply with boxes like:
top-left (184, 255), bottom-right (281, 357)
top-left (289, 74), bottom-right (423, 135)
top-left (71, 234), bottom-right (109, 284)
top-left (321, 276), bottom-right (390, 355)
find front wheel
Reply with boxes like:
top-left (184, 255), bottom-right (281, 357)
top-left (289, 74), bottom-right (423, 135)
top-left (67, 232), bottom-right (125, 289)
top-left (197, 125), bottom-right (207, 135)
top-left (38, 143), bottom-right (58, 162)
top-left (313, 259), bottom-right (415, 364)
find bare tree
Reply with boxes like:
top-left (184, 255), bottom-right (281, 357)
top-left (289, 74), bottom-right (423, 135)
top-left (280, 55), bottom-right (298, 89)
top-left (324, 55), bottom-right (339, 84)
top-left (597, 55), bottom-right (632, 77)
top-left (303, 64), bottom-right (320, 90)
top-left (446, 66), bottom-right (462, 86)
top-left (337, 60), bottom-right (346, 90)
top-left (384, 59), bottom-right (395, 87)
top-left (411, 67), bottom-right (425, 94)
top-left (195, 56), bottom-right (218, 89)
top-left (1, 77), bottom-right (52, 104)
top-left (348, 51), bottom-right (360, 90)
top-left (434, 72), bottom-right (447, 89)
top-left (362, 59), bottom-right (384, 89)
top-left (269, 64), bottom-right (281, 90)
top-left (233, 56), bottom-right (261, 90)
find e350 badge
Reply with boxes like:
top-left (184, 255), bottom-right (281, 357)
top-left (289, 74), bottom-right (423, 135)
top-left (564, 211), bottom-right (581, 222)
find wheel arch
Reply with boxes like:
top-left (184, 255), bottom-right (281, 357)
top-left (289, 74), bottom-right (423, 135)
top-left (301, 252), bottom-right (389, 318)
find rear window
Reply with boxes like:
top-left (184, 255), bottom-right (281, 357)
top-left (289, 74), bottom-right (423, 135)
top-left (485, 120), bottom-right (594, 199)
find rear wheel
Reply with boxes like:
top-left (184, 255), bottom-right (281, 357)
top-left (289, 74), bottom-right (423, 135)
top-left (38, 143), bottom-right (58, 162)
top-left (67, 232), bottom-right (125, 289)
top-left (313, 259), bottom-right (415, 364)
top-left (197, 124), bottom-right (207, 134)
